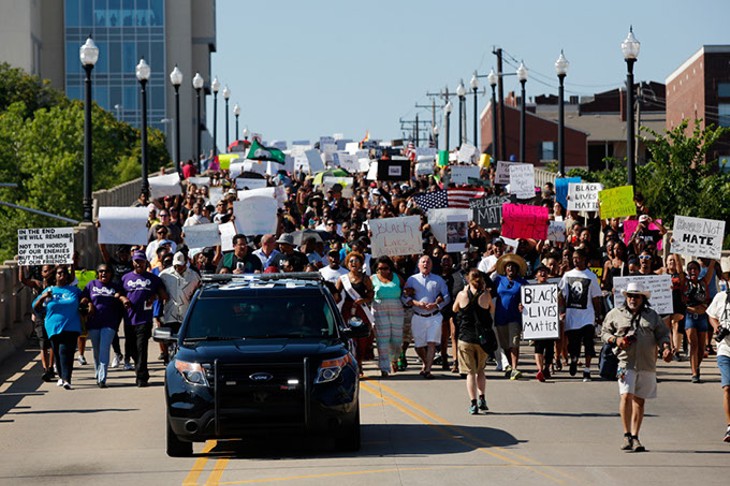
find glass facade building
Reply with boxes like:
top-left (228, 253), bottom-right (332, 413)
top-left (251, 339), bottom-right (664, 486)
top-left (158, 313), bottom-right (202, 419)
top-left (64, 0), bottom-right (166, 132)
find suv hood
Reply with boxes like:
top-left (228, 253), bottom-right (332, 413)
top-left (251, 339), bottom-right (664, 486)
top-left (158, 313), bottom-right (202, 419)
top-left (176, 339), bottom-right (347, 363)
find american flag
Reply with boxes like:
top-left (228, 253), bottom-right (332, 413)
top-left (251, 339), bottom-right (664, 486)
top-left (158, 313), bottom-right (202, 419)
top-left (404, 141), bottom-right (416, 161)
top-left (412, 190), bottom-right (448, 210)
top-left (448, 187), bottom-right (486, 208)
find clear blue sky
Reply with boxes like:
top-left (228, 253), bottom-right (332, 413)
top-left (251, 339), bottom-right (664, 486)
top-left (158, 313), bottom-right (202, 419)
top-left (208, 0), bottom-right (728, 146)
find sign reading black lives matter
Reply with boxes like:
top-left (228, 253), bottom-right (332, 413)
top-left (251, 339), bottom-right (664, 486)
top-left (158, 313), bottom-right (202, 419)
top-left (470, 195), bottom-right (512, 229)
top-left (671, 216), bottom-right (725, 260)
top-left (521, 284), bottom-right (559, 340)
top-left (17, 228), bottom-right (74, 266)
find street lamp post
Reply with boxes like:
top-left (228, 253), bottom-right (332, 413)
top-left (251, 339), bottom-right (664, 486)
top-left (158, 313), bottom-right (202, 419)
top-left (456, 80), bottom-right (466, 146)
top-left (470, 72), bottom-right (479, 151)
top-left (517, 61), bottom-right (528, 163)
top-left (621, 27), bottom-right (640, 189)
top-left (136, 58), bottom-right (151, 197)
top-left (242, 127), bottom-right (249, 141)
top-left (192, 73), bottom-right (204, 171)
top-left (444, 100), bottom-right (452, 152)
top-left (487, 69), bottom-right (498, 162)
top-left (555, 50), bottom-right (569, 177)
top-left (79, 36), bottom-right (98, 222)
top-left (211, 77), bottom-right (220, 159)
top-left (432, 124), bottom-right (439, 151)
top-left (233, 103), bottom-right (240, 141)
top-left (169, 65), bottom-right (183, 174)
top-left (223, 85), bottom-right (231, 149)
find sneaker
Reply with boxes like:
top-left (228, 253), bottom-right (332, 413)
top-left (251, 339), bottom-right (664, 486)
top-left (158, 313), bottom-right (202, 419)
top-left (691, 375), bottom-right (701, 384)
top-left (123, 362), bottom-right (134, 371)
top-left (724, 427), bottom-right (730, 443)
top-left (57, 379), bottom-right (64, 387)
top-left (41, 370), bottom-right (54, 382)
top-left (469, 403), bottom-right (479, 415)
top-left (495, 361), bottom-right (503, 372)
top-left (536, 370), bottom-right (546, 382)
top-left (569, 360), bottom-right (578, 377)
top-left (136, 380), bottom-right (149, 388)
top-left (510, 369), bottom-right (522, 380)
top-left (632, 436), bottom-right (645, 452)
top-left (111, 354), bottom-right (122, 368)
top-left (503, 365), bottom-right (512, 378)
top-left (583, 371), bottom-right (592, 382)
top-left (62, 382), bottom-right (72, 390)
top-left (98, 381), bottom-right (107, 389)
top-left (477, 397), bottom-right (489, 411)
top-left (77, 355), bottom-right (87, 365)
top-left (620, 434), bottom-right (633, 451)
top-left (543, 367), bottom-right (552, 380)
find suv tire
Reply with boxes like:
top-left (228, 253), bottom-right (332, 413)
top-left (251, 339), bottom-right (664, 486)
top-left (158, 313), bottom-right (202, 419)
top-left (335, 407), bottom-right (361, 452)
top-left (166, 417), bottom-right (193, 457)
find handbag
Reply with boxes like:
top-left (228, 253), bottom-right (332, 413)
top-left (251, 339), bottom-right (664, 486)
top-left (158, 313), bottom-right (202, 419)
top-left (598, 343), bottom-right (619, 381)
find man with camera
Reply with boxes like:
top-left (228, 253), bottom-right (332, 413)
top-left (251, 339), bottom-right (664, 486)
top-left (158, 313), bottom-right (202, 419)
top-left (706, 257), bottom-right (730, 443)
top-left (602, 282), bottom-right (672, 452)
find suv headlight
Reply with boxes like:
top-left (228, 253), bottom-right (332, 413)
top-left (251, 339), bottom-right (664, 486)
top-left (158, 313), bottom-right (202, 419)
top-left (314, 354), bottom-right (352, 384)
top-left (175, 360), bottom-right (209, 386)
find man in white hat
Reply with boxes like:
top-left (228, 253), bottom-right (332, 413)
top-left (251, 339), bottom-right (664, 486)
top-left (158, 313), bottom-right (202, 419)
top-left (707, 256), bottom-right (730, 442)
top-left (602, 281), bottom-right (672, 452)
top-left (159, 252), bottom-right (201, 363)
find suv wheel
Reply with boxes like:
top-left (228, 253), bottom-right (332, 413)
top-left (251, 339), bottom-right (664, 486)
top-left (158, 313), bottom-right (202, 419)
top-left (166, 417), bottom-right (193, 457)
top-left (335, 407), bottom-right (361, 452)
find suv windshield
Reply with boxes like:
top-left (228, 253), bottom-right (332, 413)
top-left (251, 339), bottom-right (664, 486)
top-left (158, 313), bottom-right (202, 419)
top-left (184, 295), bottom-right (337, 340)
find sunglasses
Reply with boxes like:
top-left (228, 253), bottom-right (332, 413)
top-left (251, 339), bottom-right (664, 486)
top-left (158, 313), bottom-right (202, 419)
top-left (639, 255), bottom-right (652, 260)
top-left (377, 266), bottom-right (391, 271)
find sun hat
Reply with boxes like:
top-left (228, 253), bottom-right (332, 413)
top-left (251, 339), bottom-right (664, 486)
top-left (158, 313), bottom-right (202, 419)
top-left (621, 282), bottom-right (651, 299)
top-left (275, 233), bottom-right (295, 246)
top-left (495, 254), bottom-right (527, 277)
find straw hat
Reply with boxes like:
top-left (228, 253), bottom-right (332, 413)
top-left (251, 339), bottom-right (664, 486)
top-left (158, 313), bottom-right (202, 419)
top-left (621, 282), bottom-right (651, 299)
top-left (495, 254), bottom-right (527, 277)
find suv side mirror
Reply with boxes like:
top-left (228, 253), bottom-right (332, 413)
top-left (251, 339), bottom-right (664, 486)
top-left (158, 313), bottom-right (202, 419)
top-left (153, 327), bottom-right (177, 344)
top-left (341, 317), bottom-right (370, 339)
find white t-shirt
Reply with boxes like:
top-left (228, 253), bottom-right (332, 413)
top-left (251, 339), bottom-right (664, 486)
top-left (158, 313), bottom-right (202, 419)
top-left (477, 254), bottom-right (498, 274)
top-left (559, 267), bottom-right (602, 331)
top-left (706, 291), bottom-right (730, 358)
top-left (319, 266), bottom-right (348, 285)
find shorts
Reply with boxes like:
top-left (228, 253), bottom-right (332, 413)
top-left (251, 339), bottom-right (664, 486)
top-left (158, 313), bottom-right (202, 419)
top-left (34, 321), bottom-right (51, 351)
top-left (565, 324), bottom-right (597, 359)
top-left (718, 355), bottom-right (730, 388)
top-left (618, 369), bottom-right (657, 399)
top-left (458, 341), bottom-right (488, 374)
top-left (411, 313), bottom-right (442, 348)
top-left (495, 322), bottom-right (521, 350)
top-left (684, 313), bottom-right (709, 332)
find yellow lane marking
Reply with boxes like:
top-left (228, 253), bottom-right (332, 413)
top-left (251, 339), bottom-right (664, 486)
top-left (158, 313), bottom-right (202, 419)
top-left (182, 440), bottom-right (217, 486)
top-left (361, 402), bottom-right (387, 408)
top-left (216, 466), bottom-right (466, 485)
top-left (362, 381), bottom-right (569, 484)
top-left (205, 458), bottom-right (230, 485)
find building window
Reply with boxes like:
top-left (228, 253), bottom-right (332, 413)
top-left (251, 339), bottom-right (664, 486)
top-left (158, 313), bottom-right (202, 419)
top-left (719, 103), bottom-right (730, 127)
top-left (718, 83), bottom-right (730, 98)
top-left (539, 141), bottom-right (555, 161)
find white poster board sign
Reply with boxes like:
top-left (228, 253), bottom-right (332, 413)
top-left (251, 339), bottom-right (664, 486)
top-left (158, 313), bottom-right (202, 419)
top-left (218, 221), bottom-right (237, 252)
top-left (97, 207), bottom-right (149, 245)
top-left (366, 161), bottom-right (378, 180)
top-left (495, 161), bottom-right (519, 185)
top-left (232, 197), bottom-right (278, 236)
top-left (427, 208), bottom-right (472, 245)
top-left (186, 176), bottom-right (209, 187)
top-left (336, 152), bottom-right (359, 173)
top-left (450, 165), bottom-right (480, 185)
top-left (370, 216), bottom-right (422, 257)
top-left (457, 143), bottom-right (477, 163)
top-left (182, 223), bottom-right (221, 249)
top-left (567, 183), bottom-right (603, 211)
top-left (509, 164), bottom-right (535, 199)
top-left (613, 275), bottom-right (674, 315)
top-left (547, 220), bottom-right (567, 242)
top-left (228, 161), bottom-right (245, 179)
top-left (305, 149), bottom-right (325, 173)
top-left (671, 216), bottom-right (726, 260)
top-left (521, 284), bottom-right (560, 340)
top-left (17, 227), bottom-right (74, 266)
top-left (149, 173), bottom-right (182, 199)
top-left (445, 213), bottom-right (469, 252)
top-left (242, 160), bottom-right (267, 175)
top-left (208, 187), bottom-right (223, 207)
top-left (415, 162), bottom-right (434, 176)
top-left (235, 178), bottom-right (268, 190)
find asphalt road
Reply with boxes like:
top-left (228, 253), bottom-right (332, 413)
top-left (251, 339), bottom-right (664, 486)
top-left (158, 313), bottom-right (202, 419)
top-left (1, 340), bottom-right (729, 486)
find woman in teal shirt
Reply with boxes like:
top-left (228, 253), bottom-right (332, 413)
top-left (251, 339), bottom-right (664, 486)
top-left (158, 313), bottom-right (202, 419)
top-left (33, 266), bottom-right (83, 390)
top-left (371, 256), bottom-right (405, 377)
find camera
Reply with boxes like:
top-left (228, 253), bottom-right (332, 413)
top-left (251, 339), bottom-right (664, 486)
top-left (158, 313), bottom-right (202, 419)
top-left (624, 329), bottom-right (637, 345)
top-left (715, 325), bottom-right (730, 343)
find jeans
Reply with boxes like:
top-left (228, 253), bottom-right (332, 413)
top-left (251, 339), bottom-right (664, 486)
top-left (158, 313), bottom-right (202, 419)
top-left (50, 331), bottom-right (79, 384)
top-left (88, 327), bottom-right (116, 384)
top-left (125, 322), bottom-right (152, 383)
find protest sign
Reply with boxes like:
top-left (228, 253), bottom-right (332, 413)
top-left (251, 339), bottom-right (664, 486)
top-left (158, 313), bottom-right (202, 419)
top-left (501, 204), bottom-right (549, 240)
top-left (445, 214), bottom-right (469, 252)
top-left (182, 223), bottom-right (221, 250)
top-left (304, 149), bottom-right (325, 172)
top-left (242, 160), bottom-right (267, 176)
top-left (415, 162), bottom-right (434, 176)
top-left (370, 216), bottom-right (422, 257)
top-left (149, 173), bottom-right (182, 199)
top-left (218, 221), bottom-right (237, 252)
top-left (547, 220), bottom-right (566, 242)
top-left (509, 163), bottom-right (535, 199)
top-left (598, 185), bottom-right (635, 219)
top-left (17, 227), bottom-right (74, 266)
top-left (235, 178), bottom-right (267, 190)
top-left (470, 194), bottom-right (511, 229)
top-left (97, 207), bottom-right (149, 245)
top-left (377, 159), bottom-right (409, 181)
top-left (521, 284), bottom-right (560, 340)
top-left (555, 177), bottom-right (581, 209)
top-left (567, 183), bottom-right (603, 211)
top-left (450, 165), bottom-right (480, 185)
top-left (671, 216), bottom-right (726, 259)
top-left (427, 208), bottom-right (472, 245)
top-left (495, 161), bottom-right (519, 185)
top-left (457, 143), bottom-right (477, 163)
top-left (613, 275), bottom-right (673, 315)
top-left (208, 187), bottom-right (223, 206)
top-left (336, 152), bottom-right (360, 173)
top-left (358, 158), bottom-right (371, 173)
top-left (186, 176), bottom-right (209, 187)
top-left (623, 219), bottom-right (664, 251)
top-left (366, 161), bottom-right (378, 180)
top-left (467, 177), bottom-right (490, 188)
top-left (233, 197), bottom-right (278, 236)
top-left (218, 153), bottom-right (239, 170)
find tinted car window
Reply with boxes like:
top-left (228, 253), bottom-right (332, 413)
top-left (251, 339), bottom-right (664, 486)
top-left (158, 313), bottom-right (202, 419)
top-left (184, 295), bottom-right (336, 339)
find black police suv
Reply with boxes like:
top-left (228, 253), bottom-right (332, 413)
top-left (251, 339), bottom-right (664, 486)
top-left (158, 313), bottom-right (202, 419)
top-left (153, 273), bottom-right (369, 457)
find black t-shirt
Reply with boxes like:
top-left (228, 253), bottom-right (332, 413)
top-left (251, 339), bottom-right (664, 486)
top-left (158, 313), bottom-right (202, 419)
top-left (270, 250), bottom-right (309, 272)
top-left (109, 257), bottom-right (133, 287)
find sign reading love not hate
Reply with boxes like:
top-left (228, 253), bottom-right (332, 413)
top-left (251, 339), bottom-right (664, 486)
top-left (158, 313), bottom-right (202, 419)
top-left (671, 216), bottom-right (726, 260)
top-left (501, 203), bottom-right (549, 240)
top-left (567, 183), bottom-right (603, 211)
top-left (369, 215), bottom-right (422, 257)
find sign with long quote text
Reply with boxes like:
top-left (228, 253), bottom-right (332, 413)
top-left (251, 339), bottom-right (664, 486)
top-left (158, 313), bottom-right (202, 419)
top-left (17, 228), bottom-right (74, 266)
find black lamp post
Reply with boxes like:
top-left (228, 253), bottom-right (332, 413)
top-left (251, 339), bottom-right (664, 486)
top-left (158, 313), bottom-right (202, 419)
top-left (192, 72), bottom-right (204, 170)
top-left (169, 65), bottom-right (183, 174)
top-left (470, 71), bottom-right (479, 151)
top-left (517, 61), bottom-right (528, 162)
top-left (622, 27), bottom-right (640, 189)
top-left (136, 58), bottom-right (151, 197)
top-left (456, 80), bottom-right (466, 147)
top-left (444, 100), bottom-right (452, 152)
top-left (488, 69), bottom-right (498, 162)
top-left (80, 36), bottom-right (98, 223)
top-left (233, 103), bottom-right (240, 141)
top-left (211, 76), bottom-right (220, 158)
top-left (555, 50), bottom-right (569, 177)
top-left (223, 85), bottom-right (231, 149)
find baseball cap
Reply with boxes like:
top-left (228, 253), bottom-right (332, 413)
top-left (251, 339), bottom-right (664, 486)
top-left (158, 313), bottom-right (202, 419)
top-left (172, 252), bottom-right (186, 266)
top-left (132, 251), bottom-right (147, 261)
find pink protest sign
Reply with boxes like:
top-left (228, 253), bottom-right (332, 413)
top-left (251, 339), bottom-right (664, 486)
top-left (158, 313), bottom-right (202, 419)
top-left (623, 219), bottom-right (663, 250)
top-left (501, 204), bottom-right (549, 240)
